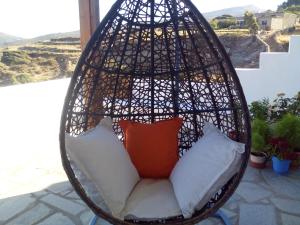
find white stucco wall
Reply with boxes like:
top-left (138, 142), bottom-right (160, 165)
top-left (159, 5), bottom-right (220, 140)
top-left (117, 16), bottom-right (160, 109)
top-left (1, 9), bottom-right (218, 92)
top-left (271, 17), bottom-right (284, 30)
top-left (283, 13), bottom-right (298, 29)
top-left (236, 35), bottom-right (300, 104)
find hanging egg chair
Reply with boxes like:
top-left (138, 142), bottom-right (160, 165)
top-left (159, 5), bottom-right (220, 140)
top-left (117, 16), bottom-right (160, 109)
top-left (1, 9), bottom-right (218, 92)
top-left (60, 0), bottom-right (251, 224)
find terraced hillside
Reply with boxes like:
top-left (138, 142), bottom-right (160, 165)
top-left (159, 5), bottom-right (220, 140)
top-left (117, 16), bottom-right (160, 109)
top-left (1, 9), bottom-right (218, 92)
top-left (0, 38), bottom-right (81, 87)
top-left (0, 29), bottom-right (296, 87)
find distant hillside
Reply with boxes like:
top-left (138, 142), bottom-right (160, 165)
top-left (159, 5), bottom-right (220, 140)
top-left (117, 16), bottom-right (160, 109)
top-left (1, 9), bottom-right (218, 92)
top-left (30, 31), bottom-right (80, 43)
top-left (203, 5), bottom-right (265, 20)
top-left (0, 31), bottom-right (80, 47)
top-left (0, 33), bottom-right (23, 46)
top-left (284, 6), bottom-right (300, 16)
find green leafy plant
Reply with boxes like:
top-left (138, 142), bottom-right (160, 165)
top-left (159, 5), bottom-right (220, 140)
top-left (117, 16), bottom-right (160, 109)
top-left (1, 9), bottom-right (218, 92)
top-left (249, 98), bottom-right (270, 120)
top-left (251, 118), bottom-right (270, 153)
top-left (287, 92), bottom-right (300, 116)
top-left (252, 118), bottom-right (269, 136)
top-left (274, 114), bottom-right (300, 150)
top-left (249, 92), bottom-right (300, 123)
top-left (252, 132), bottom-right (266, 152)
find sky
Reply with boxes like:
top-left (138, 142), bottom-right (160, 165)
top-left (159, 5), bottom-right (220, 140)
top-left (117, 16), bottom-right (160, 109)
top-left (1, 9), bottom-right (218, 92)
top-left (0, 0), bottom-right (285, 39)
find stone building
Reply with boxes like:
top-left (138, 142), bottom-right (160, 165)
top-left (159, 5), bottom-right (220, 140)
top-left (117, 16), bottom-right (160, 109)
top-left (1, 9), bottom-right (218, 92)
top-left (235, 12), bottom-right (298, 31)
top-left (256, 12), bottom-right (298, 31)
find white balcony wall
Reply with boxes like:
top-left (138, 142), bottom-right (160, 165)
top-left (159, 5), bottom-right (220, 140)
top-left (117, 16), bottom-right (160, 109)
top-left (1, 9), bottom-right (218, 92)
top-left (236, 35), bottom-right (300, 103)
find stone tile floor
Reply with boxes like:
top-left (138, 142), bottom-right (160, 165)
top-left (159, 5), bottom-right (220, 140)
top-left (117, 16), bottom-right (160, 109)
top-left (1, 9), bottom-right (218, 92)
top-left (1, 167), bottom-right (300, 225)
top-left (0, 80), bottom-right (300, 225)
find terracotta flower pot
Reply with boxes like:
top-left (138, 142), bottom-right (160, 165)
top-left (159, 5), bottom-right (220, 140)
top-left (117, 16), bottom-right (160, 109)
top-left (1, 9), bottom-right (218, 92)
top-left (250, 152), bottom-right (267, 169)
top-left (286, 152), bottom-right (300, 170)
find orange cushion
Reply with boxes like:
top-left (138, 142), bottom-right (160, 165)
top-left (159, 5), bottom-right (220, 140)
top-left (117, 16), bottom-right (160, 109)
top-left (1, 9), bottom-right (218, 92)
top-left (119, 117), bottom-right (183, 178)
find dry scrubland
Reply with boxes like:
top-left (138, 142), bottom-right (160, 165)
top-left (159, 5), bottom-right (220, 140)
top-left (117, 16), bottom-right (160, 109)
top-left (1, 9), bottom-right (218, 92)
top-left (273, 26), bottom-right (300, 49)
top-left (0, 39), bottom-right (81, 87)
top-left (0, 27), bottom-right (299, 87)
top-left (0, 32), bottom-right (261, 87)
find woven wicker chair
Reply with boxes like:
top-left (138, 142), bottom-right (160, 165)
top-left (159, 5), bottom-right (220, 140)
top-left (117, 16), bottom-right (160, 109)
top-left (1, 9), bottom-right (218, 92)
top-left (59, 0), bottom-right (251, 224)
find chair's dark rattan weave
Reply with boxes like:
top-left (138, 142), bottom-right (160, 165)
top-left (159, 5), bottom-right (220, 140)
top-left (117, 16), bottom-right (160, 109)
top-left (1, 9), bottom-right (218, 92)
top-left (60, 0), bottom-right (251, 224)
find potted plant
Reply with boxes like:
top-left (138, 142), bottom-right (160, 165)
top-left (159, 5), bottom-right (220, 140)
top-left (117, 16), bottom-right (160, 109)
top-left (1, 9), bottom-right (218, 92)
top-left (272, 113), bottom-right (300, 170)
top-left (250, 119), bottom-right (270, 169)
top-left (269, 137), bottom-right (292, 175)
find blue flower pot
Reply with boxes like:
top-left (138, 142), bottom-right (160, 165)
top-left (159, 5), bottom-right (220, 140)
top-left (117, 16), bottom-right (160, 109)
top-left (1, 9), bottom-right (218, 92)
top-left (272, 156), bottom-right (291, 175)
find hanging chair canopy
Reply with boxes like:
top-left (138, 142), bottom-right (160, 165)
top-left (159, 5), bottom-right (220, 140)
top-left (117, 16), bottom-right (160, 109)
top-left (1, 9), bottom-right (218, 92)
top-left (60, 0), bottom-right (251, 224)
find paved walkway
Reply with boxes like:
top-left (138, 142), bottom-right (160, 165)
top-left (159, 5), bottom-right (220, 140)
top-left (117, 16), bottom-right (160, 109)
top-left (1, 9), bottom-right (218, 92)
top-left (0, 80), bottom-right (300, 225)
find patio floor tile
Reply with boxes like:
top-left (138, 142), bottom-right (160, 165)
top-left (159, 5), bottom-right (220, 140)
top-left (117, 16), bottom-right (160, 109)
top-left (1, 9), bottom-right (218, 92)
top-left (41, 194), bottom-right (86, 216)
top-left (6, 203), bottom-right (52, 225)
top-left (0, 194), bottom-right (35, 222)
top-left (239, 203), bottom-right (277, 225)
top-left (236, 182), bottom-right (272, 202)
top-left (36, 213), bottom-right (75, 225)
top-left (271, 197), bottom-right (300, 215)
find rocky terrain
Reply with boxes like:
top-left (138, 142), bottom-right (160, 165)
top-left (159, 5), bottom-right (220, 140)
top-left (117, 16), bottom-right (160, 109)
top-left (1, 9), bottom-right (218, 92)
top-left (217, 32), bottom-right (267, 68)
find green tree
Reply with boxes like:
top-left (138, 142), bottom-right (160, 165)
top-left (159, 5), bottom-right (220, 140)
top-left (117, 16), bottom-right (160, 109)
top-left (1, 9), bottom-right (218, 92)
top-left (209, 19), bottom-right (218, 30)
top-left (217, 19), bottom-right (237, 29)
top-left (244, 11), bottom-right (259, 34)
top-left (278, 0), bottom-right (300, 10)
top-left (215, 15), bottom-right (235, 20)
top-left (249, 19), bottom-right (259, 35)
top-left (211, 14), bottom-right (237, 29)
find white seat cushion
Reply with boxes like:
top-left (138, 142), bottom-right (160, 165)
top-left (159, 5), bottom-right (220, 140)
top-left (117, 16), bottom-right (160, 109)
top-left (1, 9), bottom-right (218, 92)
top-left (170, 122), bottom-right (245, 218)
top-left (121, 179), bottom-right (181, 220)
top-left (65, 118), bottom-right (140, 218)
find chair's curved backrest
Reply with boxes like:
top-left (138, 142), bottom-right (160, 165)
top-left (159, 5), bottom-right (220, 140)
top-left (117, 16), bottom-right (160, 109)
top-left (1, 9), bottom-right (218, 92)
top-left (60, 0), bottom-right (251, 224)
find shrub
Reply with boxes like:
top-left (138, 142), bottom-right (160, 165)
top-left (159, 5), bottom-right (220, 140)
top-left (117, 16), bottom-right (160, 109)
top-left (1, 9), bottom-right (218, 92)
top-left (274, 114), bottom-right (300, 150)
top-left (244, 11), bottom-right (259, 34)
top-left (252, 118), bottom-right (269, 138)
top-left (0, 70), bottom-right (17, 86)
top-left (251, 118), bottom-right (270, 152)
top-left (1, 51), bottom-right (31, 66)
top-left (210, 15), bottom-right (237, 29)
top-left (252, 132), bottom-right (266, 152)
top-left (8, 65), bottom-right (28, 73)
top-left (210, 19), bottom-right (218, 29)
top-left (249, 98), bottom-right (270, 120)
top-left (12, 73), bottom-right (34, 84)
top-left (217, 19), bottom-right (237, 29)
top-left (0, 62), bottom-right (9, 71)
top-left (37, 58), bottom-right (58, 67)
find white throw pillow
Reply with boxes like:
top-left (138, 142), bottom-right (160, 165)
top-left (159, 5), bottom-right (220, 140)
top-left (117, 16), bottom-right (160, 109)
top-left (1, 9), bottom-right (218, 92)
top-left (121, 179), bottom-right (181, 221)
top-left (65, 118), bottom-right (140, 218)
top-left (170, 122), bottom-right (245, 218)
